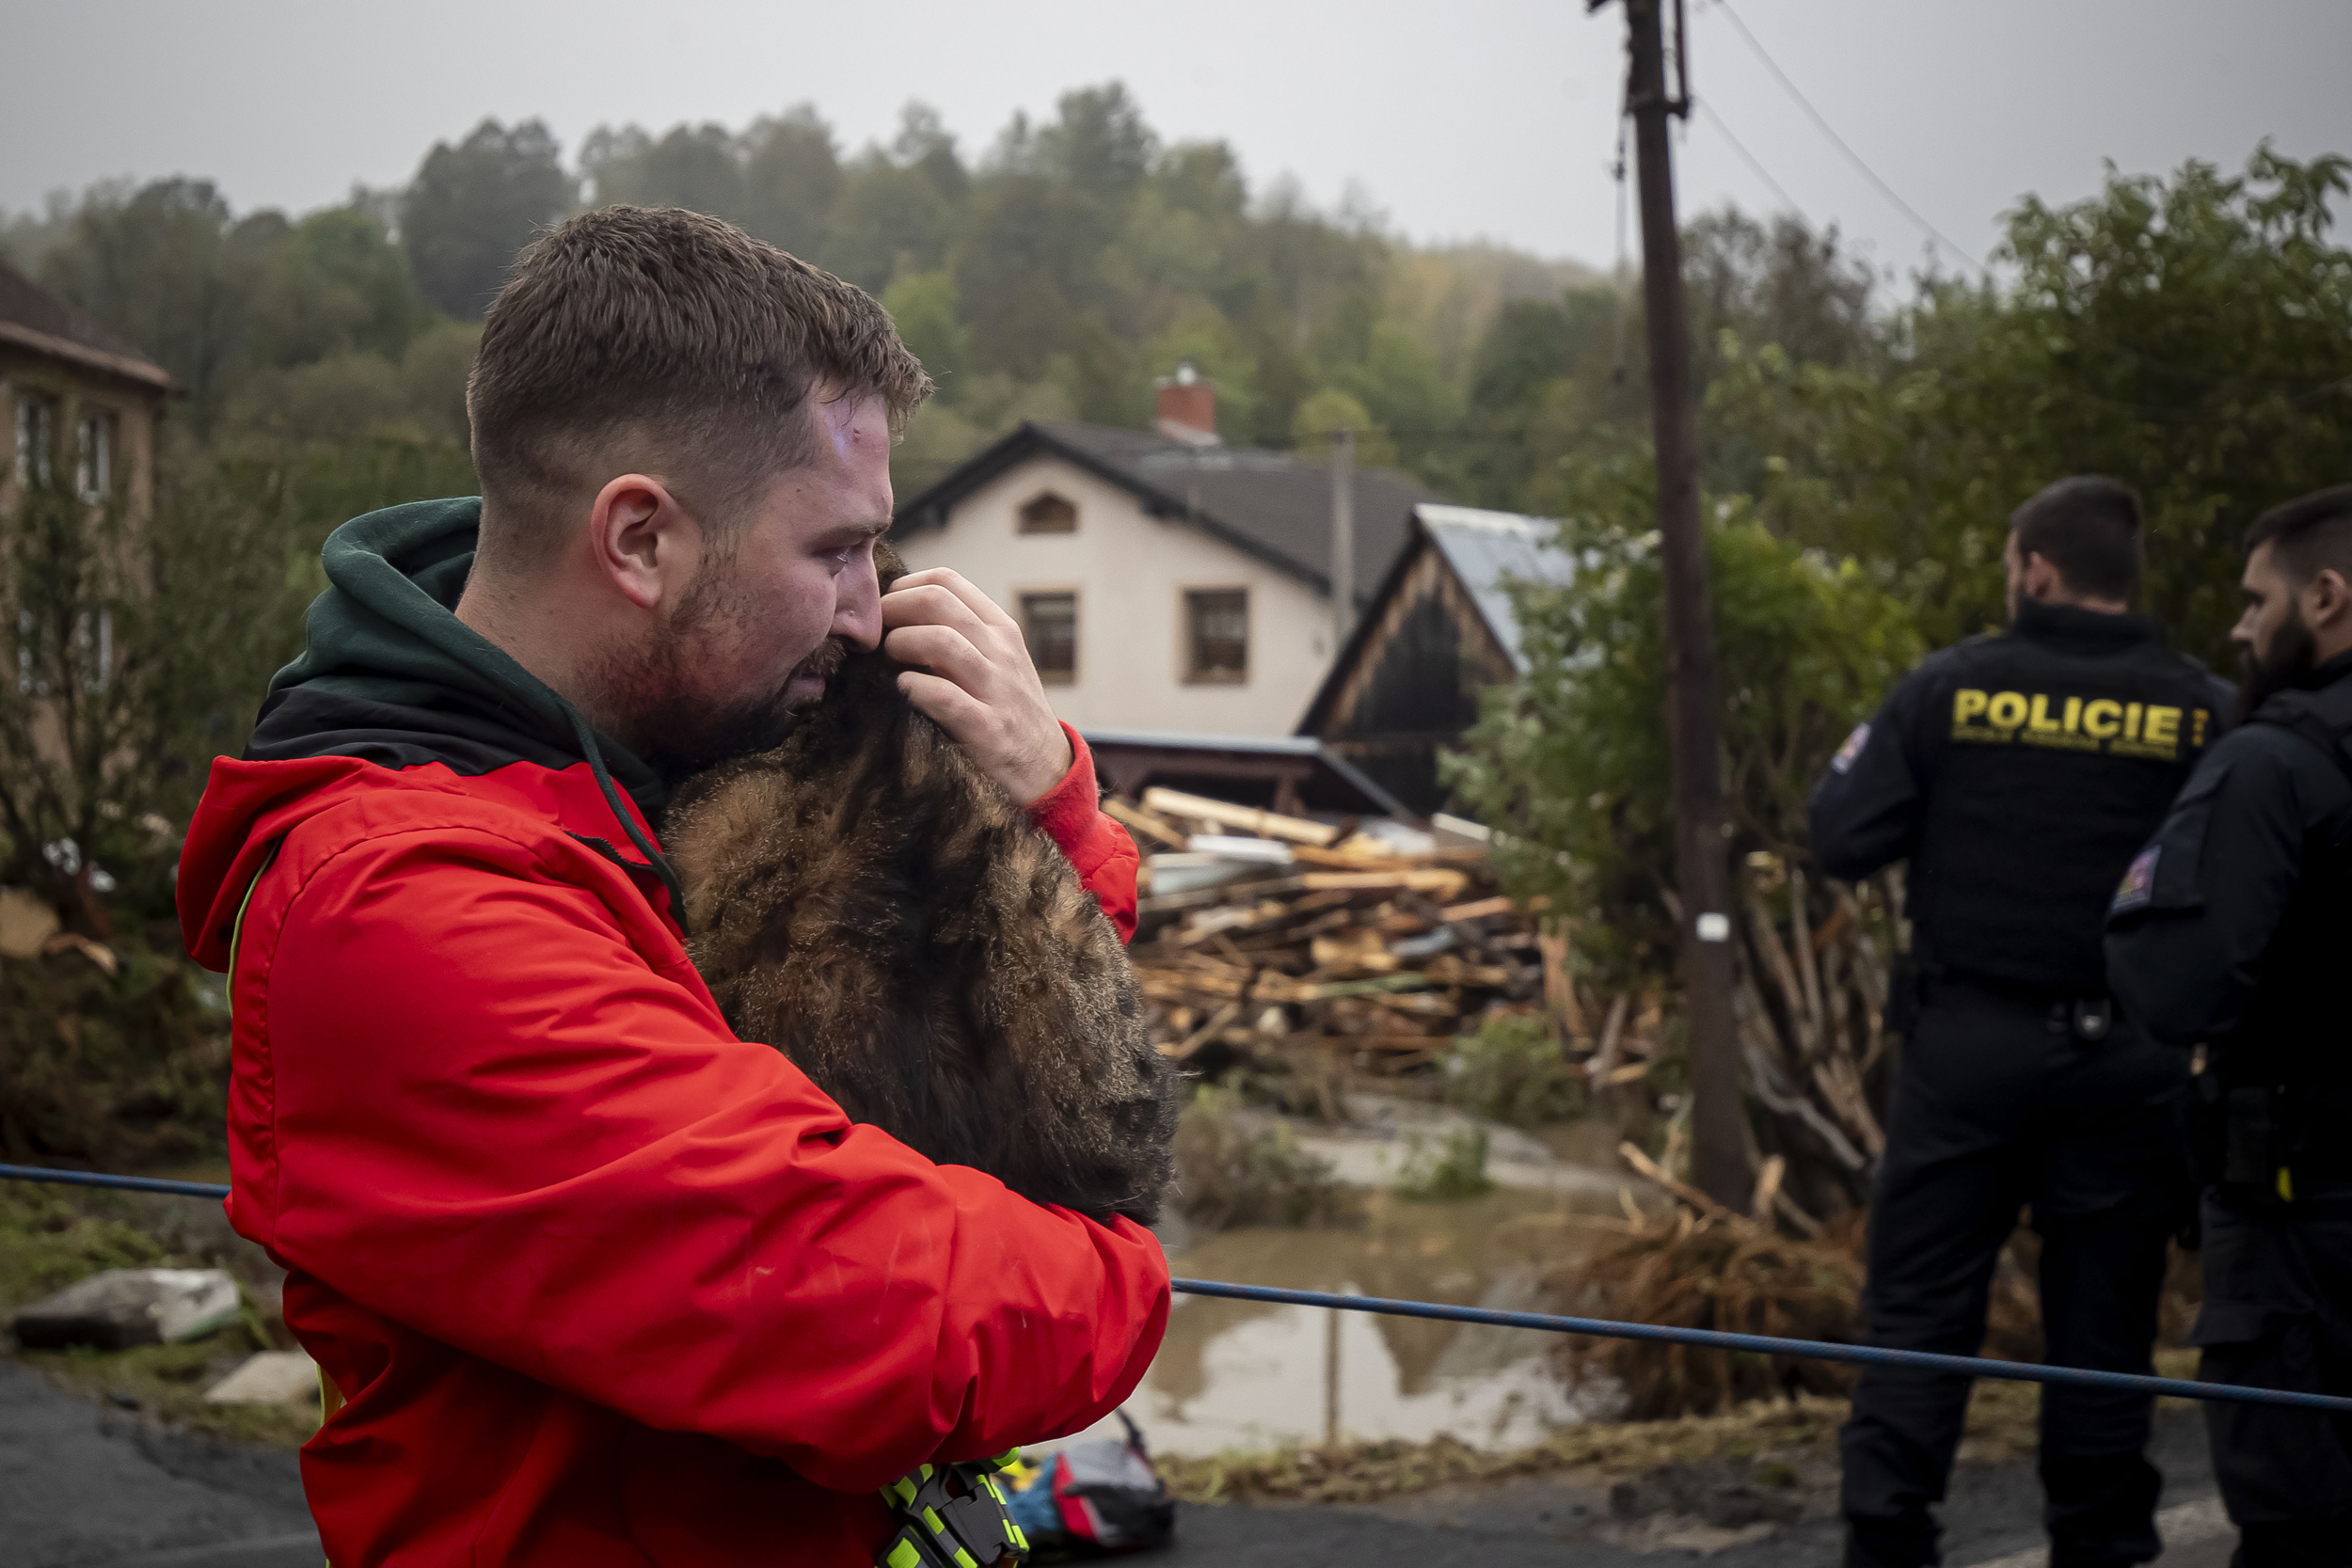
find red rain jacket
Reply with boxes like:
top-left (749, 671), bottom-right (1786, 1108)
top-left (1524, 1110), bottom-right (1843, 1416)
top-left (175, 499), bottom-right (1167, 1566)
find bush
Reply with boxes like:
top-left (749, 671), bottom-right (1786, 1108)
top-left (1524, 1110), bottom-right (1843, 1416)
top-left (1442, 1012), bottom-right (1586, 1128)
top-left (0, 936), bottom-right (230, 1167)
top-left (1549, 1213), bottom-right (1866, 1418)
top-left (1394, 1127), bottom-right (1496, 1202)
top-left (1172, 1085), bottom-right (1352, 1229)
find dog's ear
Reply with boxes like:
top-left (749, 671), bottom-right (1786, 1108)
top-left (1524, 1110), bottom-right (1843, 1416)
top-left (875, 538), bottom-right (907, 593)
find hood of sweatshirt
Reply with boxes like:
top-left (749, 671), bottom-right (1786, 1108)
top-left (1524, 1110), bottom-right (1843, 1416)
top-left (178, 497), bottom-right (684, 960)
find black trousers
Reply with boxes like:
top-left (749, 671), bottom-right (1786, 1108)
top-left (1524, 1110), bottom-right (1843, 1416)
top-left (2192, 1189), bottom-right (2352, 1567)
top-left (1840, 983), bottom-right (2190, 1568)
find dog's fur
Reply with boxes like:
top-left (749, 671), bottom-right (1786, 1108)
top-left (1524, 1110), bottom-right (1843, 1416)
top-left (662, 552), bottom-right (1179, 1224)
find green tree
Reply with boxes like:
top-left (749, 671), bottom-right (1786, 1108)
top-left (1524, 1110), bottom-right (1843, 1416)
top-left (1448, 459), bottom-right (1922, 1212)
top-left (891, 103), bottom-right (970, 206)
top-left (824, 158), bottom-right (954, 293)
top-left (739, 106), bottom-right (844, 255)
top-left (596, 122), bottom-right (743, 217)
top-left (40, 180), bottom-right (271, 432)
top-left (248, 205), bottom-right (428, 369)
top-left (1032, 84), bottom-right (1156, 209)
top-left (1722, 147), bottom-right (2352, 660)
top-left (881, 270), bottom-right (971, 397)
top-left (401, 119), bottom-right (573, 319)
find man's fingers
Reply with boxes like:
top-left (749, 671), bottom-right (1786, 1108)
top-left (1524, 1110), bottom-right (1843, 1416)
top-left (897, 669), bottom-right (990, 736)
top-left (878, 581), bottom-right (991, 638)
top-left (886, 567), bottom-right (1018, 632)
top-left (883, 624), bottom-right (994, 691)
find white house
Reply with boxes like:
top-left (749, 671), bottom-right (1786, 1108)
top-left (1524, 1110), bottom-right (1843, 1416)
top-left (890, 375), bottom-right (1434, 737)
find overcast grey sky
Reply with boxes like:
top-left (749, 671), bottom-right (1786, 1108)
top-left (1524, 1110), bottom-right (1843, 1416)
top-left (5, 0), bottom-right (2346, 276)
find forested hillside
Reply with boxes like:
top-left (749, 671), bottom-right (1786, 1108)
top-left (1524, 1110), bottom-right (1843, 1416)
top-left (6, 82), bottom-right (1913, 519)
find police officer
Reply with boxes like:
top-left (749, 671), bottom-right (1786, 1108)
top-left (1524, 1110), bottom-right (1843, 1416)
top-left (1812, 476), bottom-right (2231, 1568)
top-left (2106, 483), bottom-right (2352, 1566)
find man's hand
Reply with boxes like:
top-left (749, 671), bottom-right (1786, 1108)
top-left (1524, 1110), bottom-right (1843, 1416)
top-left (882, 567), bottom-right (1074, 804)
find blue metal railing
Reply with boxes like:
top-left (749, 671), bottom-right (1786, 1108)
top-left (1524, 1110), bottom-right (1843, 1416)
top-left (9, 1162), bottom-right (2349, 1416)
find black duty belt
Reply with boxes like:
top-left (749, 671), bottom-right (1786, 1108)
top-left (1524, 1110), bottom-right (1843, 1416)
top-left (1922, 973), bottom-right (2116, 1045)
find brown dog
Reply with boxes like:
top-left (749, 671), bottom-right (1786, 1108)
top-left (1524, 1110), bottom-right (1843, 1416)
top-left (662, 548), bottom-right (1179, 1225)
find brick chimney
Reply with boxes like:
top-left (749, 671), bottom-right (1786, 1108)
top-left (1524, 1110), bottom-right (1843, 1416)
top-left (1154, 361), bottom-right (1219, 447)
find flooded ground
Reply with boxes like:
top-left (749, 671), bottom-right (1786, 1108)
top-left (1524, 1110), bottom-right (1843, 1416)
top-left (1060, 1105), bottom-right (1651, 1458)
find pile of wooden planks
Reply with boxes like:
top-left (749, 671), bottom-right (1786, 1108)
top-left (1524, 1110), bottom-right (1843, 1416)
top-left (1109, 788), bottom-right (1553, 1073)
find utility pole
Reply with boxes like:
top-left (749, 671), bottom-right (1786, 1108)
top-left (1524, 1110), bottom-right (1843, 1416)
top-left (1330, 427), bottom-right (1357, 651)
top-left (1616, 0), bottom-right (1747, 1209)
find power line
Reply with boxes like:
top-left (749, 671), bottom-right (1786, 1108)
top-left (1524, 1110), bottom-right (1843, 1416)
top-left (1707, 0), bottom-right (1983, 272)
top-left (1692, 98), bottom-right (1814, 227)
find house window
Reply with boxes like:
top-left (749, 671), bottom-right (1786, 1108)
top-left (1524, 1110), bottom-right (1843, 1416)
top-left (1021, 593), bottom-right (1078, 685)
top-left (14, 391), bottom-right (56, 489)
top-left (74, 409), bottom-right (115, 503)
top-left (1184, 588), bottom-right (1249, 684)
top-left (1018, 491), bottom-right (1077, 533)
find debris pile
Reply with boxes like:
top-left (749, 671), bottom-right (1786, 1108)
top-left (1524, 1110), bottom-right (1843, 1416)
top-left (1110, 789), bottom-right (1562, 1077)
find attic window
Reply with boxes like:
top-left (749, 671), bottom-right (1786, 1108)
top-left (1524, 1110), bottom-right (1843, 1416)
top-left (1021, 593), bottom-right (1078, 685)
top-left (1018, 491), bottom-right (1077, 533)
top-left (1184, 588), bottom-right (1248, 685)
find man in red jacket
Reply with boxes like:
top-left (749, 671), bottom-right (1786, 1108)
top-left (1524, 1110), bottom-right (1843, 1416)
top-left (174, 205), bottom-right (1168, 1566)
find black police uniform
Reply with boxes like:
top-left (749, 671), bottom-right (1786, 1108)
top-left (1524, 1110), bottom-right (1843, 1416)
top-left (2106, 648), bottom-right (2352, 1566)
top-left (1810, 597), bottom-right (2230, 1568)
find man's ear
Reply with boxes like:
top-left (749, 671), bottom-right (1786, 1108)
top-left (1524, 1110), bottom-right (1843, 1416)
top-left (2305, 566), bottom-right (2352, 634)
top-left (2022, 549), bottom-right (2065, 604)
top-left (590, 474), bottom-right (694, 611)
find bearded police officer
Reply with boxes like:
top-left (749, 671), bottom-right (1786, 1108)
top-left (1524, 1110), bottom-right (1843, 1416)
top-left (2106, 483), bottom-right (2352, 1566)
top-left (1811, 476), bottom-right (2231, 1568)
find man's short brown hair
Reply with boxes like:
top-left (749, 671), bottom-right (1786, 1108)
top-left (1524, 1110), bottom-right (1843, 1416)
top-left (2244, 483), bottom-right (2352, 586)
top-left (2010, 475), bottom-right (2144, 604)
top-left (467, 205), bottom-right (931, 569)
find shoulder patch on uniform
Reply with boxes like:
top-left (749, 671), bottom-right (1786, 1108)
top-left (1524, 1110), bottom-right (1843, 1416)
top-left (1831, 721), bottom-right (1871, 775)
top-left (2111, 844), bottom-right (2159, 915)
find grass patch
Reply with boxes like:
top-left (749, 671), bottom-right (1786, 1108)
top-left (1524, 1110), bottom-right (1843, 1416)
top-left (20, 1334), bottom-right (321, 1448)
top-left (0, 1180), bottom-right (184, 1317)
top-left (1158, 1351), bottom-right (2207, 1507)
top-left (1394, 1127), bottom-right (1497, 1201)
top-left (1173, 1085), bottom-right (1356, 1229)
top-left (1158, 1397), bottom-right (1850, 1504)
top-left (1441, 1014), bottom-right (1586, 1129)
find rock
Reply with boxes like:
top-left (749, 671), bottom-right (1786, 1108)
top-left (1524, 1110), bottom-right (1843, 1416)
top-left (11, 1268), bottom-right (243, 1351)
top-left (0, 886), bottom-right (61, 959)
top-left (204, 1351), bottom-right (320, 1406)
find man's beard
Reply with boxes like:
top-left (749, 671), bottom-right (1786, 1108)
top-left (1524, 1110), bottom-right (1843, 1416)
top-left (2238, 610), bottom-right (2319, 719)
top-left (596, 568), bottom-right (850, 784)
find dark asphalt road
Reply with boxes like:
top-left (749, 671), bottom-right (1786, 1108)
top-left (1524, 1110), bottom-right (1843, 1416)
top-left (3, 1358), bottom-right (2233, 1568)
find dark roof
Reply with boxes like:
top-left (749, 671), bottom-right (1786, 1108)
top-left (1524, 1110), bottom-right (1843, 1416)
top-left (0, 256), bottom-right (173, 391)
top-left (894, 420), bottom-right (1438, 607)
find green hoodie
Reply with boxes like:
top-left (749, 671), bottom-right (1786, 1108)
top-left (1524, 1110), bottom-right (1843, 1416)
top-left (251, 496), bottom-right (683, 913)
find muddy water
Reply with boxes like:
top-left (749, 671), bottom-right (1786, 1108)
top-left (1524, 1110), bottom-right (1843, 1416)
top-left (1081, 1181), bottom-right (1632, 1458)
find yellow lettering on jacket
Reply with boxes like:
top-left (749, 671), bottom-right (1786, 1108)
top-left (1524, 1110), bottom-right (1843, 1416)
top-left (2125, 703), bottom-right (2144, 740)
top-left (2144, 706), bottom-right (2181, 746)
top-left (2083, 698), bottom-right (2122, 738)
top-left (2192, 708), bottom-right (2210, 747)
top-left (1986, 691), bottom-right (2029, 730)
top-left (2027, 694), bottom-right (2064, 733)
top-left (1953, 689), bottom-right (1989, 725)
